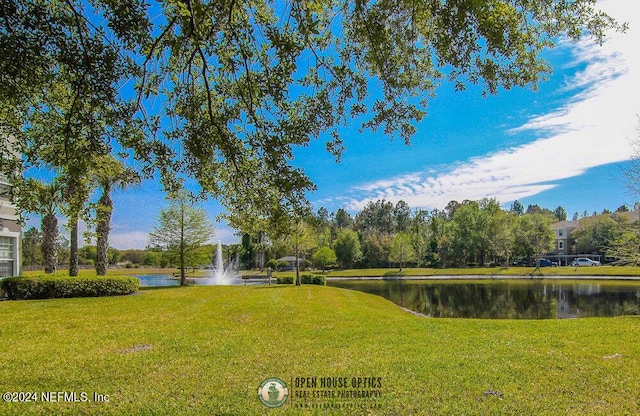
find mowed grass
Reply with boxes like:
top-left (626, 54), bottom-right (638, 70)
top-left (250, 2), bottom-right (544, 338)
top-left (0, 286), bottom-right (639, 415)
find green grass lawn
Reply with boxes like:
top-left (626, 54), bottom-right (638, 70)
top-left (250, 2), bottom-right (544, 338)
top-left (0, 285), bottom-right (638, 415)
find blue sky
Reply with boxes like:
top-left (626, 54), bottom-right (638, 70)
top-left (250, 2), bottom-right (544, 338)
top-left (297, 0), bottom-right (640, 217)
top-left (26, 0), bottom-right (640, 249)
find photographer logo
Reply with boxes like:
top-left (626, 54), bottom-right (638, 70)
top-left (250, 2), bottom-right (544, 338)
top-left (258, 377), bottom-right (288, 408)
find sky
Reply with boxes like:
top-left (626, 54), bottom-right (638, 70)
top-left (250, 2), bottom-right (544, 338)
top-left (25, 0), bottom-right (640, 250)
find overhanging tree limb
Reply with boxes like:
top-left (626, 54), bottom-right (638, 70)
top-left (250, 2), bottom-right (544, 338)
top-left (1, 0), bottom-right (628, 235)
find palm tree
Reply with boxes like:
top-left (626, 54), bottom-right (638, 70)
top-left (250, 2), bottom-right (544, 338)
top-left (61, 173), bottom-right (88, 277)
top-left (92, 157), bottom-right (140, 275)
top-left (22, 179), bottom-right (62, 273)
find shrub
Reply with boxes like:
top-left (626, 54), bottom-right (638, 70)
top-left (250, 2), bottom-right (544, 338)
top-left (301, 274), bottom-right (326, 286)
top-left (0, 275), bottom-right (139, 300)
top-left (275, 274), bottom-right (326, 285)
top-left (276, 275), bottom-right (294, 284)
top-left (277, 261), bottom-right (291, 271)
top-left (266, 259), bottom-right (279, 270)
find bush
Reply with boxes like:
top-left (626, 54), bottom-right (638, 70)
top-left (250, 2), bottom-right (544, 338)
top-left (277, 261), bottom-right (291, 271)
top-left (0, 275), bottom-right (139, 300)
top-left (276, 274), bottom-right (326, 285)
top-left (301, 274), bottom-right (326, 286)
top-left (276, 275), bottom-right (294, 284)
top-left (266, 259), bottom-right (279, 270)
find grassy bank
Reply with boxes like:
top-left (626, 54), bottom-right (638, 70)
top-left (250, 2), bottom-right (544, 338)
top-left (0, 285), bottom-right (638, 415)
top-left (270, 265), bottom-right (640, 279)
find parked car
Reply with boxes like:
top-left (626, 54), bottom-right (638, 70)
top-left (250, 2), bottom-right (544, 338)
top-left (537, 258), bottom-right (558, 267)
top-left (571, 258), bottom-right (601, 267)
top-left (511, 259), bottom-right (527, 266)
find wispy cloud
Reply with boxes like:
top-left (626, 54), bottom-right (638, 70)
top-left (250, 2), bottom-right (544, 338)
top-left (345, 0), bottom-right (639, 212)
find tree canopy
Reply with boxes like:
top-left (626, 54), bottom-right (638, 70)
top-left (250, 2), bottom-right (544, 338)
top-left (1, 0), bottom-right (626, 232)
top-left (389, 232), bottom-right (415, 270)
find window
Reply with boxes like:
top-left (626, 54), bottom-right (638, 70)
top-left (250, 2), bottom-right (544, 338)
top-left (0, 236), bottom-right (14, 277)
top-left (558, 229), bottom-right (564, 237)
top-left (558, 241), bottom-right (564, 250)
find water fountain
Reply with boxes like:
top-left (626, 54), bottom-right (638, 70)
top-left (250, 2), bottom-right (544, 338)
top-left (195, 241), bottom-right (241, 285)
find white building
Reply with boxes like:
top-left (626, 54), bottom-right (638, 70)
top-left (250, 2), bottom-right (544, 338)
top-left (0, 172), bottom-right (20, 277)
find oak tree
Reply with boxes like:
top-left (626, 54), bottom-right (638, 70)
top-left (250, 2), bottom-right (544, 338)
top-left (0, 0), bottom-right (626, 232)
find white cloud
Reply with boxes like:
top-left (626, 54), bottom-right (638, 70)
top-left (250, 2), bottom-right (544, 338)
top-left (345, 0), bottom-right (639, 211)
top-left (109, 231), bottom-right (150, 250)
top-left (211, 226), bottom-right (240, 245)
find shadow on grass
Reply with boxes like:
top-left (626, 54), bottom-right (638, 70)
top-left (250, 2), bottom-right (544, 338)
top-left (255, 284), bottom-right (296, 289)
top-left (383, 270), bottom-right (406, 278)
top-left (139, 285), bottom-right (186, 291)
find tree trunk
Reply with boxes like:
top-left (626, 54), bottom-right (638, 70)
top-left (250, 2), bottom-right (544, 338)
top-left (180, 200), bottom-right (186, 286)
top-left (96, 192), bottom-right (112, 276)
top-left (41, 213), bottom-right (58, 274)
top-left (64, 179), bottom-right (81, 277)
top-left (69, 216), bottom-right (79, 276)
top-left (295, 243), bottom-right (301, 286)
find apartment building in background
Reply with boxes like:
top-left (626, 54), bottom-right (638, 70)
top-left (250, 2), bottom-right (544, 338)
top-left (0, 133), bottom-right (21, 277)
top-left (0, 173), bottom-right (20, 277)
top-left (551, 221), bottom-right (578, 266)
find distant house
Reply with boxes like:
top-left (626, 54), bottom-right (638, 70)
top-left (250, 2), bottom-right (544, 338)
top-left (550, 221), bottom-right (578, 265)
top-left (276, 256), bottom-right (303, 271)
top-left (0, 173), bottom-right (20, 277)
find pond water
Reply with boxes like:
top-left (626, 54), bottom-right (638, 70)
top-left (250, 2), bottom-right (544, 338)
top-left (327, 279), bottom-right (640, 319)
top-left (135, 274), bottom-right (180, 287)
top-left (134, 274), bottom-right (262, 287)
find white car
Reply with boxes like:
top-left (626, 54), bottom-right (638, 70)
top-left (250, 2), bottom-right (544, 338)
top-left (571, 258), bottom-right (601, 267)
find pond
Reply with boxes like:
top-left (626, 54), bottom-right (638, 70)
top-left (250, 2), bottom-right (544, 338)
top-left (134, 274), bottom-right (262, 287)
top-left (135, 274), bottom-right (180, 287)
top-left (327, 278), bottom-right (640, 319)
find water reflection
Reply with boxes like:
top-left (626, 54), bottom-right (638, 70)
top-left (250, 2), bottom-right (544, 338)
top-left (328, 279), bottom-right (640, 319)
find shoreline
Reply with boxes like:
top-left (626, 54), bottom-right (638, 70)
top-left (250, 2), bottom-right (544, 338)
top-left (326, 275), bottom-right (640, 281)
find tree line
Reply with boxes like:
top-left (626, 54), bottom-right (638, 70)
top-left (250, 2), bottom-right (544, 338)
top-left (241, 199), bottom-right (555, 271)
top-left (22, 196), bottom-right (639, 274)
top-left (240, 199), bottom-right (640, 271)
